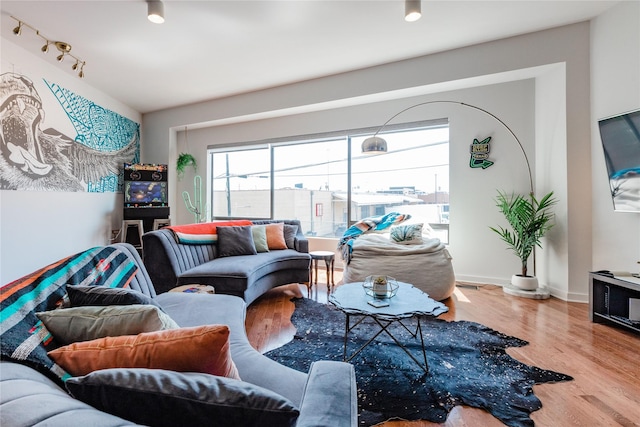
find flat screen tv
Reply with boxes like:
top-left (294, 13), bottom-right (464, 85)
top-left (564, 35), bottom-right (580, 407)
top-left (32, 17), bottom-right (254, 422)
top-left (598, 108), bottom-right (640, 212)
top-left (124, 181), bottom-right (168, 207)
top-left (123, 163), bottom-right (168, 208)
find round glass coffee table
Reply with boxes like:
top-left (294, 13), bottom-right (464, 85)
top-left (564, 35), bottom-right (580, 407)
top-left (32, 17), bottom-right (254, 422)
top-left (329, 281), bottom-right (448, 373)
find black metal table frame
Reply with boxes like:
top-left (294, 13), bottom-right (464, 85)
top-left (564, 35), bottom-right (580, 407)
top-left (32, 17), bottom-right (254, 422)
top-left (341, 310), bottom-right (429, 373)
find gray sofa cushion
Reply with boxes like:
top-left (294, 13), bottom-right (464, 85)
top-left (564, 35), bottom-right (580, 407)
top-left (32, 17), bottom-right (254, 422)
top-left (66, 368), bottom-right (300, 427)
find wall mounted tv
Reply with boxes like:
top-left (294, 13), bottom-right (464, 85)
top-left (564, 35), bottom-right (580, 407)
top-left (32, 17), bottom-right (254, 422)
top-left (598, 108), bottom-right (640, 212)
top-left (123, 163), bottom-right (168, 208)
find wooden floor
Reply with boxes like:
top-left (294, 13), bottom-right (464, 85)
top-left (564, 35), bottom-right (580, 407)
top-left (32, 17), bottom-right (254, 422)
top-left (245, 271), bottom-right (640, 427)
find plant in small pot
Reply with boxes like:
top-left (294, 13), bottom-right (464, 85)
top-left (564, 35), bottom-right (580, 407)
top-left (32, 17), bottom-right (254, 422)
top-left (490, 190), bottom-right (558, 291)
top-left (176, 153), bottom-right (197, 180)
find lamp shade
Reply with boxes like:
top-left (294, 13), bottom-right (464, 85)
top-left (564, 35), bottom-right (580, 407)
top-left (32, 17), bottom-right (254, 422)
top-left (148, 0), bottom-right (165, 24)
top-left (361, 136), bottom-right (388, 154)
top-left (405, 0), bottom-right (422, 22)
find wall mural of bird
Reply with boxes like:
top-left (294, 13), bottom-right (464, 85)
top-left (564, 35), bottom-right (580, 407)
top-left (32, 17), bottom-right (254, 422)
top-left (0, 72), bottom-right (139, 192)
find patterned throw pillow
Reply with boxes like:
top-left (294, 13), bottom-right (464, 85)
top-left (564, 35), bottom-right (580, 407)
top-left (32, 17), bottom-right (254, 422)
top-left (390, 223), bottom-right (424, 244)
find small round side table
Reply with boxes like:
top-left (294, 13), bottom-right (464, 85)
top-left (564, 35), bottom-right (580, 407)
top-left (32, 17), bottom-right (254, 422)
top-left (309, 251), bottom-right (335, 290)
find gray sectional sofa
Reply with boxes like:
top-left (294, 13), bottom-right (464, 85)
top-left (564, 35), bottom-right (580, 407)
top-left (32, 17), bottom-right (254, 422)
top-left (0, 243), bottom-right (357, 427)
top-left (142, 219), bottom-right (311, 304)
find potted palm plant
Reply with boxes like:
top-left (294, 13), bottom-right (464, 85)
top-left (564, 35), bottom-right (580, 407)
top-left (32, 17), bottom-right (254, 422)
top-left (490, 190), bottom-right (558, 290)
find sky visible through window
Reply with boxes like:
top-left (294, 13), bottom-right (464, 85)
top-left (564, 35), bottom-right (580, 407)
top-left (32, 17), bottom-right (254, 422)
top-left (212, 126), bottom-right (449, 195)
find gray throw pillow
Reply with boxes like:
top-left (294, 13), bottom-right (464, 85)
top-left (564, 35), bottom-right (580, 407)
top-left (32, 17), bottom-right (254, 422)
top-left (283, 224), bottom-right (298, 249)
top-left (36, 305), bottom-right (179, 345)
top-left (67, 285), bottom-right (163, 310)
top-left (66, 368), bottom-right (300, 427)
top-left (217, 226), bottom-right (258, 257)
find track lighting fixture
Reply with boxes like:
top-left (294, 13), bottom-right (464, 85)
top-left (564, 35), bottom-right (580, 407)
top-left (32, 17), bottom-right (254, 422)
top-left (147, 0), bottom-right (165, 24)
top-left (405, 0), bottom-right (422, 22)
top-left (9, 16), bottom-right (87, 78)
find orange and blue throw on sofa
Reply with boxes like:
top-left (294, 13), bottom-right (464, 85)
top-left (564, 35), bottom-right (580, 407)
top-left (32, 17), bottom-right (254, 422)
top-left (0, 246), bottom-right (138, 383)
top-left (167, 220), bottom-right (253, 245)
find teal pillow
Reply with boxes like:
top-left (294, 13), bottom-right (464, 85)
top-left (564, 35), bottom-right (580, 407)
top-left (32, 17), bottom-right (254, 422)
top-left (251, 225), bottom-right (269, 253)
top-left (66, 368), bottom-right (300, 427)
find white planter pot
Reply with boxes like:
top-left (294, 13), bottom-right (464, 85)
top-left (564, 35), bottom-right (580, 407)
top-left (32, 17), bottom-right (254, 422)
top-left (511, 274), bottom-right (538, 291)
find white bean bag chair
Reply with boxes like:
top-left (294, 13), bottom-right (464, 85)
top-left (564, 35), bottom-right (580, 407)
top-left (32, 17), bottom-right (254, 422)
top-left (341, 234), bottom-right (455, 301)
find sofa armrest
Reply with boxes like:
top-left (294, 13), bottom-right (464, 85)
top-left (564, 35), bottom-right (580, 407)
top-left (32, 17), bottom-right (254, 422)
top-left (295, 233), bottom-right (309, 253)
top-left (296, 361), bottom-right (357, 427)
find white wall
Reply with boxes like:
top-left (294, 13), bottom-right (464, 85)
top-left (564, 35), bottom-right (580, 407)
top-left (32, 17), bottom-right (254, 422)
top-left (0, 39), bottom-right (141, 284)
top-left (177, 81), bottom-right (536, 284)
top-left (144, 22), bottom-right (594, 300)
top-left (590, 1), bottom-right (640, 274)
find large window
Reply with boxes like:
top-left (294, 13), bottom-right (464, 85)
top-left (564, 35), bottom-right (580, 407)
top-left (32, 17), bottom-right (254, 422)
top-left (209, 120), bottom-right (449, 241)
top-left (211, 147), bottom-right (271, 218)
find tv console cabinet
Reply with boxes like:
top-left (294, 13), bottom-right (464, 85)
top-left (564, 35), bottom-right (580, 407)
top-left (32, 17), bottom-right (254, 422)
top-left (589, 272), bottom-right (640, 334)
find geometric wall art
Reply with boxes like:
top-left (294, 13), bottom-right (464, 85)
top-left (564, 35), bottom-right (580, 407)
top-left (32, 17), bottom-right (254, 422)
top-left (0, 72), bottom-right (140, 192)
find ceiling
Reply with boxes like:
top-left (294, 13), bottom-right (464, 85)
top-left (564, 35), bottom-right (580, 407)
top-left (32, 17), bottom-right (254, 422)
top-left (1, 1), bottom-right (619, 114)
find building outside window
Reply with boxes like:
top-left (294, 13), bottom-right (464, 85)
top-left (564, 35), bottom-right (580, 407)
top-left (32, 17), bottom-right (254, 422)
top-left (209, 121), bottom-right (450, 242)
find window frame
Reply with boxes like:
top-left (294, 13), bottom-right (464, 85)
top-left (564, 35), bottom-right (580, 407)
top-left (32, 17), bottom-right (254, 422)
top-left (208, 118), bottom-right (449, 230)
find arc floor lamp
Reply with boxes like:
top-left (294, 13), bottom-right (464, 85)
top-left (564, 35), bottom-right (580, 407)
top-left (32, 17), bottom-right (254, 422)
top-left (361, 100), bottom-right (534, 196)
top-left (361, 99), bottom-right (549, 281)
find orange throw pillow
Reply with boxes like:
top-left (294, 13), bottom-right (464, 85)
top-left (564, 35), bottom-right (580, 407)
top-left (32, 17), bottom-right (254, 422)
top-left (265, 223), bottom-right (287, 250)
top-left (48, 325), bottom-right (240, 380)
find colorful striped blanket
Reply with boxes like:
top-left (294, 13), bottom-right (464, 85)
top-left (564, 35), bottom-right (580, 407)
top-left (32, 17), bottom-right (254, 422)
top-left (167, 220), bottom-right (253, 244)
top-left (338, 212), bottom-right (411, 264)
top-left (0, 246), bottom-right (138, 383)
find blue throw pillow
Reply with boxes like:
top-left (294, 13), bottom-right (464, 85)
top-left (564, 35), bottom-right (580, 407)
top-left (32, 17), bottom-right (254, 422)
top-left (66, 368), bottom-right (300, 427)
